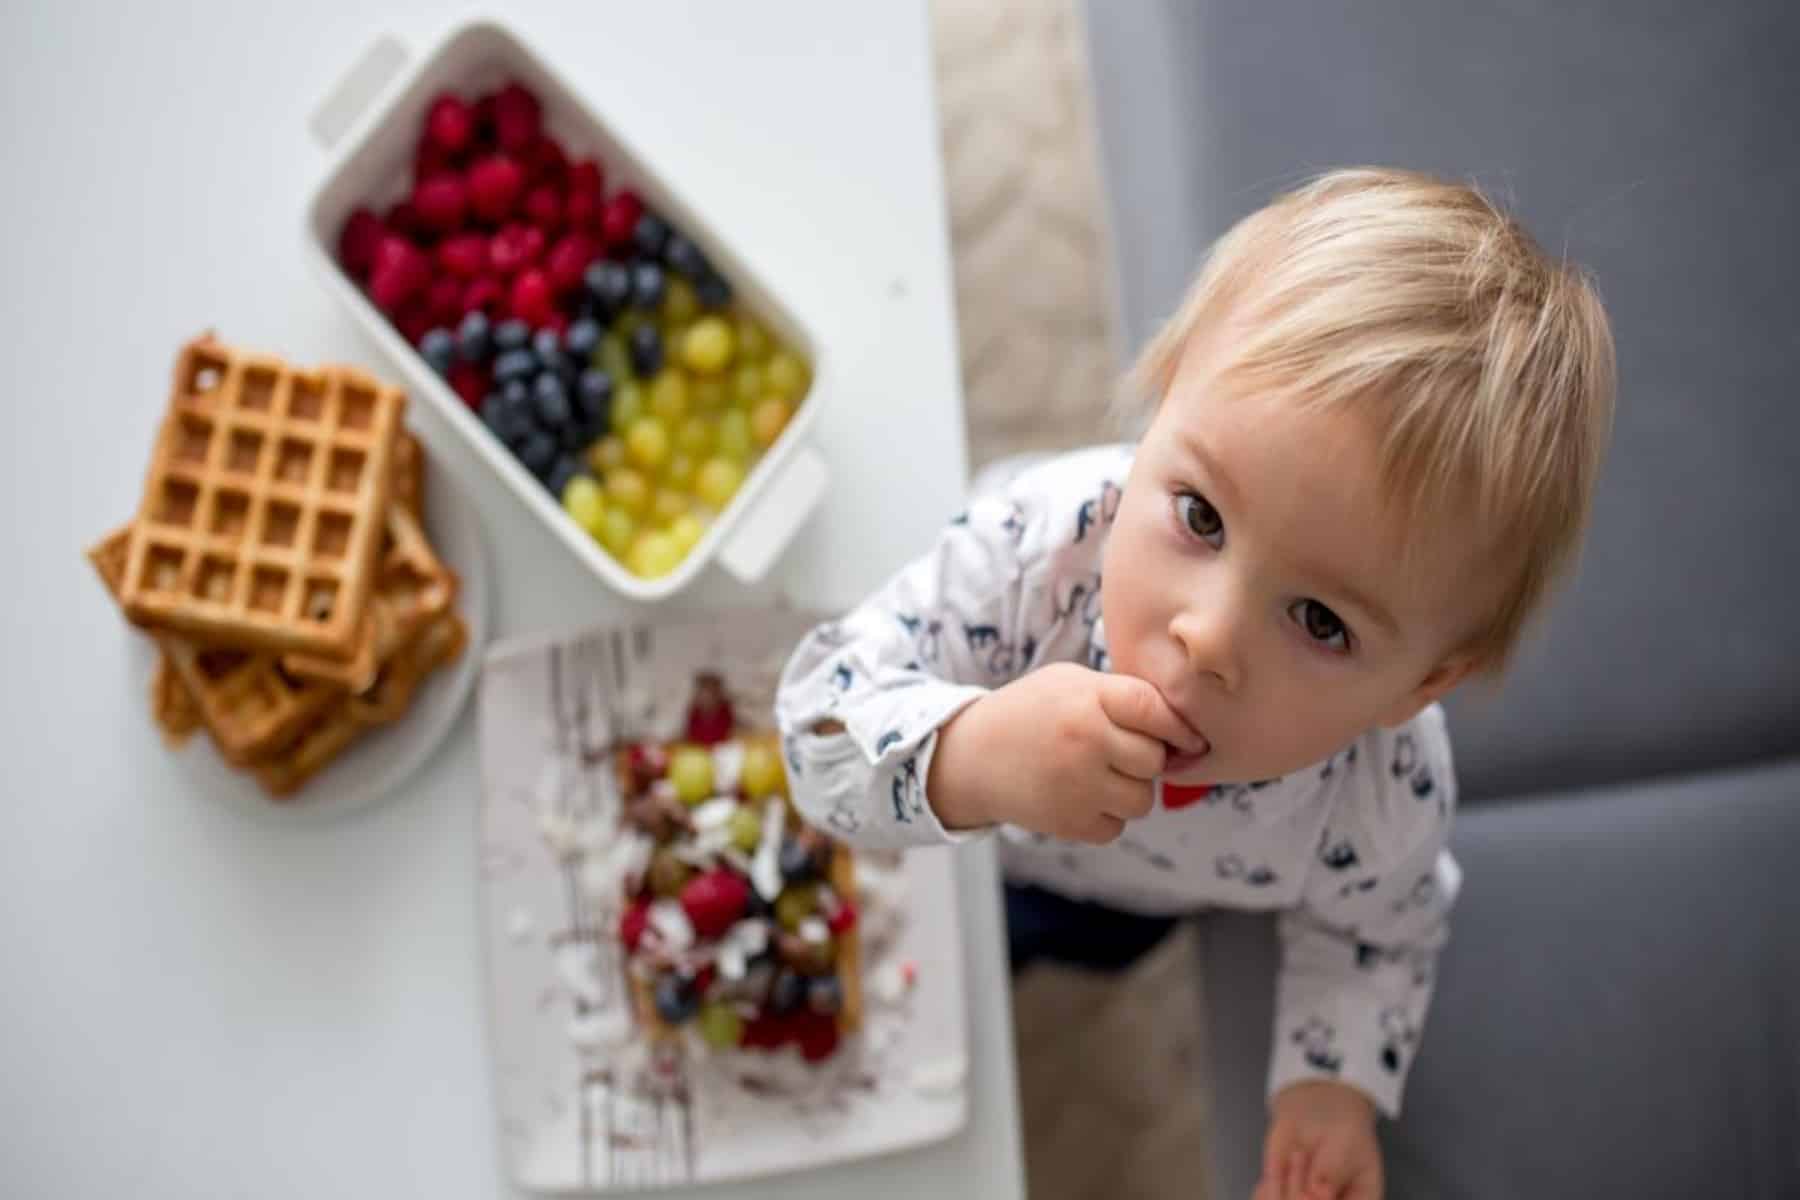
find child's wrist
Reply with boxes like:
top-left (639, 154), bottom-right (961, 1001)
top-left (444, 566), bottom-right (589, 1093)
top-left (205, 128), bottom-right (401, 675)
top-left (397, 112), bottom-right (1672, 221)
top-left (927, 699), bottom-right (996, 830)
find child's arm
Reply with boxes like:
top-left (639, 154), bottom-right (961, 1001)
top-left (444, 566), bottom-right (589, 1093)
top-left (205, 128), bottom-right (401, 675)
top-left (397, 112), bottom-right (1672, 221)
top-left (775, 448), bottom-right (1194, 851)
top-left (1268, 707), bottom-right (1460, 1122)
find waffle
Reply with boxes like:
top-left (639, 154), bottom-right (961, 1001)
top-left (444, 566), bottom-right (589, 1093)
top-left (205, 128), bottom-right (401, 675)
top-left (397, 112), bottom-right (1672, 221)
top-left (89, 527), bottom-right (343, 764)
top-left (118, 336), bottom-right (405, 661)
top-left (278, 501), bottom-right (457, 692)
top-left (150, 657), bottom-right (201, 747)
top-left (251, 610), bottom-right (468, 798)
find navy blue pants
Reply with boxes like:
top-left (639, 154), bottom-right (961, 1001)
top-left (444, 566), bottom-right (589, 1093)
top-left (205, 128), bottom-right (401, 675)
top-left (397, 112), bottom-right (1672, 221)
top-left (1004, 882), bottom-right (1181, 974)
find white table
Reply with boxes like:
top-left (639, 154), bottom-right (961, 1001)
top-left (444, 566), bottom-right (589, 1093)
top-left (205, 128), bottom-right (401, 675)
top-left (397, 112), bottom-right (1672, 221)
top-left (0, 3), bottom-right (1025, 1196)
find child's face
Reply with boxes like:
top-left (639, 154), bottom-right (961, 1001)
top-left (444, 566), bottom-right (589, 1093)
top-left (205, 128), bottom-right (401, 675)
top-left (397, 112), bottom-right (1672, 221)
top-left (1101, 336), bottom-right (1493, 785)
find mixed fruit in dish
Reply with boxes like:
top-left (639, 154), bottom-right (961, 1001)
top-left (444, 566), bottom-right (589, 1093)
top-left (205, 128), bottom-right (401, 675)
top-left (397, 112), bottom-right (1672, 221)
top-left (614, 674), bottom-right (860, 1062)
top-left (335, 81), bottom-right (813, 579)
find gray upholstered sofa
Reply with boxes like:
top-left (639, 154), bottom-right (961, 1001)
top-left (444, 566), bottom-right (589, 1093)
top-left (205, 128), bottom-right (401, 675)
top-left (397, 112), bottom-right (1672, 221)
top-left (1080, 3), bottom-right (1800, 1196)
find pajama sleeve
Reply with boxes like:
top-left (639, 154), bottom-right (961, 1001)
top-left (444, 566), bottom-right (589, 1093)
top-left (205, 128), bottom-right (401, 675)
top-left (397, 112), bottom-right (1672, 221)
top-left (775, 450), bottom-right (1122, 851)
top-left (1268, 705), bottom-right (1461, 1119)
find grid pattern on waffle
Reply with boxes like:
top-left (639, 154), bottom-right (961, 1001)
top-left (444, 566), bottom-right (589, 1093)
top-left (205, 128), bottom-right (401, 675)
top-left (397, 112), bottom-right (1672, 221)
top-left (120, 337), bottom-right (404, 658)
top-left (88, 527), bottom-right (342, 764)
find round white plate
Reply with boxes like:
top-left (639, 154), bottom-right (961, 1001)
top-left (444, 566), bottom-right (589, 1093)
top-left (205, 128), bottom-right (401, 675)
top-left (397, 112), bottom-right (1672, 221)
top-left (129, 462), bottom-right (491, 826)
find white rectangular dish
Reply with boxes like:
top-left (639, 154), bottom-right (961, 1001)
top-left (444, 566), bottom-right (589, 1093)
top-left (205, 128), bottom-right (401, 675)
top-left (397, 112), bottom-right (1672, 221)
top-left (302, 20), bottom-right (829, 600)
top-left (478, 613), bottom-right (970, 1191)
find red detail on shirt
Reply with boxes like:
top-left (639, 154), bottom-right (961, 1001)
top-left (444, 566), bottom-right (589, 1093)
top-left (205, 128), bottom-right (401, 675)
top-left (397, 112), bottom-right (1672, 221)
top-left (1162, 782), bottom-right (1213, 810)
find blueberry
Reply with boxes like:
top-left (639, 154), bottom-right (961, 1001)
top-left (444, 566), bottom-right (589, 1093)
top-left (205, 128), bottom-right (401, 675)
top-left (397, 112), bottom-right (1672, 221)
top-left (629, 324), bottom-right (663, 377)
top-left (663, 233), bottom-right (710, 280)
top-left (493, 318), bottom-right (531, 352)
top-left (807, 975), bottom-right (844, 1017)
top-left (517, 431), bottom-right (558, 477)
top-left (631, 261), bottom-right (666, 309)
top-left (632, 211), bottom-right (670, 258)
top-left (768, 969), bottom-right (804, 1016)
top-left (544, 456), bottom-right (584, 499)
top-left (502, 377), bottom-right (531, 409)
top-left (532, 373), bottom-right (571, 429)
top-left (583, 261), bottom-right (632, 314)
top-left (575, 368), bottom-right (614, 427)
top-left (653, 973), bottom-right (699, 1024)
top-left (560, 419), bottom-right (594, 453)
top-left (564, 317), bottom-right (602, 363)
top-left (483, 395), bottom-right (533, 447)
top-left (694, 270), bottom-right (732, 309)
top-left (493, 348), bottom-right (537, 384)
top-left (418, 328), bottom-right (456, 376)
top-left (456, 311), bottom-right (491, 362)
top-left (531, 327), bottom-right (560, 360)
top-left (779, 838), bottom-right (819, 883)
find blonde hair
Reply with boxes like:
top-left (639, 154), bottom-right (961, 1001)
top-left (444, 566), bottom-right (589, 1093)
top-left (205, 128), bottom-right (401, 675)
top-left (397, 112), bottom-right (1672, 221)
top-left (1128, 168), bottom-right (1615, 673)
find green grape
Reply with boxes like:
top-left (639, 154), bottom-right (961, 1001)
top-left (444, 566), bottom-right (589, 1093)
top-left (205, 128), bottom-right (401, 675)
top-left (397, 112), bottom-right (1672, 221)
top-left (675, 414), bottom-right (714, 458)
top-left (626, 416), bottom-right (671, 472)
top-left (740, 740), bottom-right (785, 800)
top-left (731, 363), bottom-right (765, 409)
top-left (599, 507), bottom-right (637, 557)
top-left (765, 350), bottom-right (809, 402)
top-left (691, 374), bottom-right (729, 413)
top-left (668, 512), bottom-right (706, 555)
top-left (587, 434), bottom-right (627, 475)
top-left (682, 316), bottom-right (735, 374)
top-left (698, 1001), bottom-right (743, 1049)
top-left (598, 332), bottom-right (634, 383)
top-left (734, 312), bottom-right (772, 362)
top-left (664, 452), bottom-right (698, 491)
top-left (650, 486), bottom-right (690, 528)
top-left (606, 466), bottom-right (651, 517)
top-left (628, 530), bottom-right (683, 579)
top-left (667, 745), bottom-right (715, 805)
top-left (648, 368), bottom-right (690, 425)
top-left (728, 803), bottom-right (763, 853)
top-left (716, 409), bottom-right (753, 462)
top-left (695, 456), bottom-right (745, 511)
top-left (774, 884), bottom-right (818, 932)
top-left (751, 396), bottom-right (793, 449)
top-left (661, 276), bottom-right (700, 326)
top-left (561, 475), bottom-right (606, 538)
top-left (610, 380), bottom-right (645, 434)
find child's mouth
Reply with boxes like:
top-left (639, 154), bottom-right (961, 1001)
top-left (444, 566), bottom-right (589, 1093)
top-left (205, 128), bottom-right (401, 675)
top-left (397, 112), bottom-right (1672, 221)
top-left (1164, 741), bottom-right (1212, 776)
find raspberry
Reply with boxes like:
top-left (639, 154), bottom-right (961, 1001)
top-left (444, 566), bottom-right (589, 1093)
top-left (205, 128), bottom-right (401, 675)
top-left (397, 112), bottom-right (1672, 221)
top-left (524, 133), bottom-right (567, 184)
top-left (427, 275), bottom-right (463, 325)
top-left (678, 868), bottom-right (750, 940)
top-left (447, 360), bottom-right (488, 409)
top-left (600, 191), bottom-right (644, 249)
top-left (569, 159), bottom-right (603, 199)
top-left (796, 1012), bottom-right (841, 1062)
top-left (384, 199), bottom-right (426, 241)
top-left (424, 93), bottom-right (474, 155)
top-left (395, 301), bottom-right (433, 345)
top-left (436, 233), bottom-right (487, 278)
top-left (368, 235), bottom-right (430, 312)
top-left (413, 175), bottom-right (467, 232)
top-left (492, 82), bottom-right (542, 153)
top-left (619, 896), bottom-right (651, 952)
top-left (826, 901), bottom-right (858, 937)
top-left (510, 269), bottom-right (555, 327)
top-left (488, 224), bottom-right (545, 276)
top-left (523, 183), bottom-right (563, 232)
top-left (337, 207), bottom-right (385, 278)
top-left (565, 189), bottom-right (598, 231)
top-left (462, 275), bottom-right (505, 318)
top-left (545, 233), bottom-right (596, 294)
top-left (467, 155), bottom-right (525, 223)
top-left (542, 311), bottom-right (570, 340)
top-left (413, 138), bottom-right (456, 182)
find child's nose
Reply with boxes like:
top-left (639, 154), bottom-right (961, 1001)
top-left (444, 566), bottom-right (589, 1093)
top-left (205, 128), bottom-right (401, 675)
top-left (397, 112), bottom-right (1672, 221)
top-left (1168, 602), bottom-right (1244, 693)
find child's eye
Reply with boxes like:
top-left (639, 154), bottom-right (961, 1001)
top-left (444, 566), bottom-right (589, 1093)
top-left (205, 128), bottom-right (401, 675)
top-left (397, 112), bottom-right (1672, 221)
top-left (1290, 599), bottom-right (1351, 653)
top-left (1174, 492), bottom-right (1224, 549)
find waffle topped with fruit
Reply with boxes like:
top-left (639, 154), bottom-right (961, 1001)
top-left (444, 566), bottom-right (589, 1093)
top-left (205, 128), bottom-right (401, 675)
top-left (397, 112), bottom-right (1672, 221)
top-left (615, 675), bottom-right (860, 1063)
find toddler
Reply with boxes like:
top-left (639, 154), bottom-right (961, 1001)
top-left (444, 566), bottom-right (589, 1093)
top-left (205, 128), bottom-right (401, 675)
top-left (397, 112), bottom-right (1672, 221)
top-left (777, 169), bottom-right (1615, 1200)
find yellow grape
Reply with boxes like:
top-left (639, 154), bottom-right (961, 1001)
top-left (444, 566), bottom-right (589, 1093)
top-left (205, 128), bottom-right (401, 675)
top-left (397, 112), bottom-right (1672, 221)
top-left (765, 350), bottom-right (809, 402)
top-left (587, 434), bottom-right (627, 475)
top-left (661, 276), bottom-right (699, 325)
top-left (682, 316), bottom-right (735, 374)
top-left (716, 409), bottom-right (753, 462)
top-left (599, 507), bottom-right (636, 557)
top-left (750, 396), bottom-right (793, 449)
top-left (606, 466), bottom-right (651, 517)
top-left (610, 381), bottom-right (645, 434)
top-left (650, 486), bottom-right (690, 528)
top-left (648, 368), bottom-right (690, 425)
top-left (733, 312), bottom-right (771, 361)
top-left (695, 457), bottom-right (745, 510)
top-left (675, 413), bottom-right (713, 457)
top-left (664, 452), bottom-right (698, 490)
top-left (626, 416), bottom-right (671, 472)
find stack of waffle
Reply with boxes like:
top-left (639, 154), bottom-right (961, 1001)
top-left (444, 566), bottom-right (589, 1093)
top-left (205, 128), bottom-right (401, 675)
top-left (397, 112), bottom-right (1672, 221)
top-left (88, 335), bottom-right (468, 798)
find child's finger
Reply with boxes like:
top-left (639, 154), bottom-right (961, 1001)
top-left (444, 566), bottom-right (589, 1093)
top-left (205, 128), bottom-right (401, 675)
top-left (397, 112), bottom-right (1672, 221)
top-left (1095, 675), bottom-right (1208, 755)
top-left (1282, 1147), bottom-right (1313, 1200)
top-left (1305, 1134), bottom-right (1355, 1199)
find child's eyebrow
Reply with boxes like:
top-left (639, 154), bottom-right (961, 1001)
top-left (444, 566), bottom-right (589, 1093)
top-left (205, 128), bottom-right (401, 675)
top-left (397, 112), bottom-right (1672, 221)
top-left (1177, 431), bottom-right (1241, 507)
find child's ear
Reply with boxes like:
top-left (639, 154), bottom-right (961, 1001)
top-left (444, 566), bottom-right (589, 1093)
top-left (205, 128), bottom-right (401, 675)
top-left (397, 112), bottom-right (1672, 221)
top-left (1379, 656), bottom-right (1479, 727)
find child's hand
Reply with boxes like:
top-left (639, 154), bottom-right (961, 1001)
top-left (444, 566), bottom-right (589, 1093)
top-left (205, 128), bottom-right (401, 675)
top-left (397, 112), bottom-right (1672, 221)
top-left (1254, 1081), bottom-right (1383, 1200)
top-left (926, 662), bottom-right (1206, 842)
